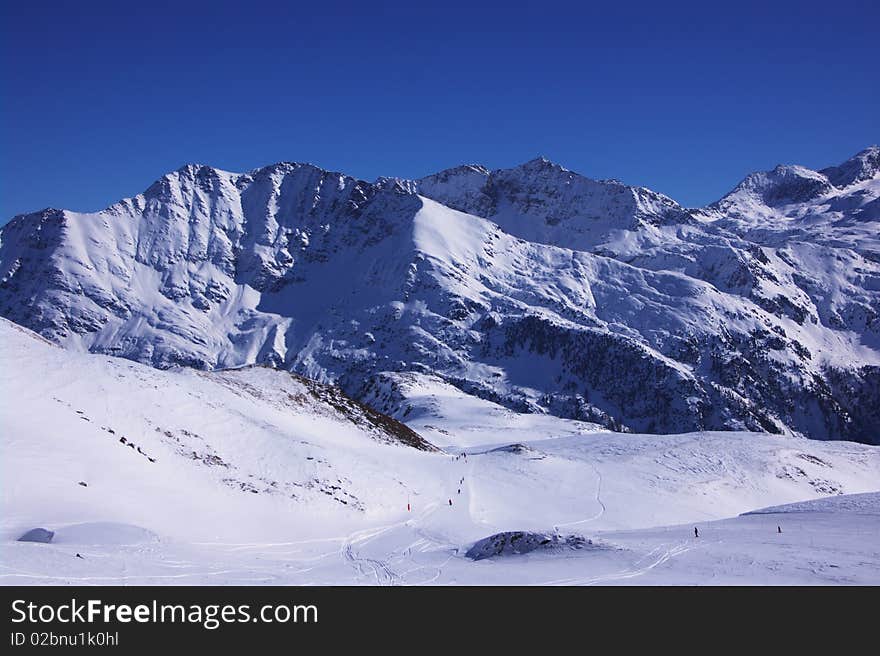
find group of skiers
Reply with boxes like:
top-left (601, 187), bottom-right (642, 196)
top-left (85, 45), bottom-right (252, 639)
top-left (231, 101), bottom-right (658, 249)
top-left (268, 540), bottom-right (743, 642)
top-left (447, 455), bottom-right (468, 507)
top-left (406, 454), bottom-right (471, 510)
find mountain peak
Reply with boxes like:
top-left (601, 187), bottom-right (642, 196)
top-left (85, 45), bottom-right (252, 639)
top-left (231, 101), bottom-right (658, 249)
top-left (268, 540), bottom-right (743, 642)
top-left (821, 145), bottom-right (880, 188)
top-left (247, 161), bottom-right (327, 176)
top-left (174, 162), bottom-right (216, 175)
top-left (717, 163), bottom-right (832, 209)
top-left (418, 163), bottom-right (490, 182)
top-left (516, 156), bottom-right (569, 173)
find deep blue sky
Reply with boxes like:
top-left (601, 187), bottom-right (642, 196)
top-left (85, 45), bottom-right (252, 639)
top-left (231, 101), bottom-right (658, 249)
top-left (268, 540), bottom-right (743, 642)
top-left (2, 0), bottom-right (878, 220)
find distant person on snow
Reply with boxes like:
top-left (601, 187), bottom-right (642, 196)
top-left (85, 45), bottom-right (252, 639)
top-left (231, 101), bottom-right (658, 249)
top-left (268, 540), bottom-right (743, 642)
top-left (449, 499), bottom-right (453, 506)
top-left (694, 527), bottom-right (699, 538)
top-left (778, 525), bottom-right (782, 534)
top-left (458, 489), bottom-right (461, 494)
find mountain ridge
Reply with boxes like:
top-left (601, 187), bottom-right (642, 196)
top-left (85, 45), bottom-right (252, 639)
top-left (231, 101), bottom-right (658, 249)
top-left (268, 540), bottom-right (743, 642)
top-left (8, 146), bottom-right (877, 222)
top-left (2, 147), bottom-right (878, 443)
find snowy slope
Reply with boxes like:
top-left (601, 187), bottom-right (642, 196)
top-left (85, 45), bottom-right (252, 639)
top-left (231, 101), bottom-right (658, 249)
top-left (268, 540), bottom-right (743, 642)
top-left (0, 317), bottom-right (442, 546)
top-left (2, 318), bottom-right (879, 585)
top-left (1, 150), bottom-right (879, 442)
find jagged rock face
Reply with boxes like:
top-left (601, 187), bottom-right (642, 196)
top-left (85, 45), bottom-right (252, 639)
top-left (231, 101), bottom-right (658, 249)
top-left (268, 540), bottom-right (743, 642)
top-left (1, 148), bottom-right (879, 443)
top-left (821, 146), bottom-right (880, 188)
top-left (716, 165), bottom-right (834, 211)
top-left (0, 163), bottom-right (411, 369)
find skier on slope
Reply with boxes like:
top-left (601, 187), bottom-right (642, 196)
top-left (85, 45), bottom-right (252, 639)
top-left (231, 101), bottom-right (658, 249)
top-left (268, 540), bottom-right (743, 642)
top-left (449, 499), bottom-right (453, 506)
top-left (694, 527), bottom-right (699, 538)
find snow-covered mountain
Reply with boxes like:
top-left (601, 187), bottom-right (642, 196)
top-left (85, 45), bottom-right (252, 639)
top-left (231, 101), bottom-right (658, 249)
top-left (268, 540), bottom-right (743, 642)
top-left (1, 148), bottom-right (878, 443)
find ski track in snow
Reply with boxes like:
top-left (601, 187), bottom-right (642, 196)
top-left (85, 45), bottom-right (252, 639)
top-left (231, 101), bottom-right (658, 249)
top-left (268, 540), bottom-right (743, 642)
top-left (342, 524), bottom-right (400, 586)
top-left (339, 454), bottom-right (480, 586)
top-left (556, 458), bottom-right (606, 529)
top-left (541, 541), bottom-right (697, 586)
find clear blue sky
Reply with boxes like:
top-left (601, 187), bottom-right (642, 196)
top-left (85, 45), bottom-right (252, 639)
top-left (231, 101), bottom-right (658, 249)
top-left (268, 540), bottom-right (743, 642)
top-left (2, 0), bottom-right (878, 220)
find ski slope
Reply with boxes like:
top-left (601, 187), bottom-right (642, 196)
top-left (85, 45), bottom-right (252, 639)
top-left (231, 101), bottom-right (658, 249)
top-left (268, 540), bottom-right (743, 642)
top-left (2, 318), bottom-right (879, 585)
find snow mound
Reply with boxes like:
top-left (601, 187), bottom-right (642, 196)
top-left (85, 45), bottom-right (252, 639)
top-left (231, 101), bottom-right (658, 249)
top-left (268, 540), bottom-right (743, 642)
top-left (53, 522), bottom-right (159, 545)
top-left (466, 531), bottom-right (591, 560)
top-left (743, 491), bottom-right (880, 516)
